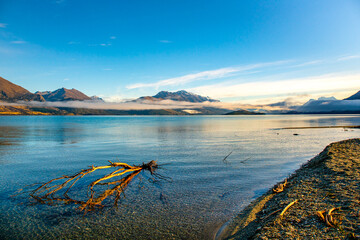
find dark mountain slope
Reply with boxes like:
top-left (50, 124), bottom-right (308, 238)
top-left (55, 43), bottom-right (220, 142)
top-left (344, 90), bottom-right (360, 100)
top-left (0, 76), bottom-right (45, 101)
top-left (36, 88), bottom-right (91, 101)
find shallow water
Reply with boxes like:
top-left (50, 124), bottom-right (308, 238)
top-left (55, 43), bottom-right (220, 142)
top-left (0, 115), bottom-right (359, 239)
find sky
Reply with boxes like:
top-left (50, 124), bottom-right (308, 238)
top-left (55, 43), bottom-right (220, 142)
top-left (0, 0), bottom-right (360, 105)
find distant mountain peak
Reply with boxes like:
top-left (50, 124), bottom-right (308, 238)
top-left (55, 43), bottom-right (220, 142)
top-left (149, 90), bottom-right (219, 103)
top-left (90, 95), bottom-right (104, 102)
top-left (317, 96), bottom-right (337, 101)
top-left (303, 96), bottom-right (337, 106)
top-left (38, 87), bottom-right (91, 101)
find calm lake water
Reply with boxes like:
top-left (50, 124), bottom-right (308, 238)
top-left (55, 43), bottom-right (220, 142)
top-left (0, 115), bottom-right (359, 239)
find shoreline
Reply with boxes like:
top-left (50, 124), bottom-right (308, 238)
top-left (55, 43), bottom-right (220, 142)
top-left (219, 138), bottom-right (360, 239)
top-left (281, 125), bottom-right (360, 129)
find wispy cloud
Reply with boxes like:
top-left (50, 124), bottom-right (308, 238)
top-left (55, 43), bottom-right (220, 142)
top-left (159, 40), bottom-right (172, 43)
top-left (337, 55), bottom-right (360, 61)
top-left (127, 67), bottom-right (238, 89)
top-left (68, 41), bottom-right (80, 45)
top-left (189, 72), bottom-right (360, 100)
top-left (110, 36), bottom-right (116, 40)
top-left (103, 68), bottom-right (112, 71)
top-left (0, 23), bottom-right (7, 28)
top-left (126, 60), bottom-right (290, 90)
top-left (290, 60), bottom-right (324, 68)
top-left (11, 40), bottom-right (26, 44)
top-left (0, 46), bottom-right (23, 55)
top-left (88, 43), bottom-right (112, 47)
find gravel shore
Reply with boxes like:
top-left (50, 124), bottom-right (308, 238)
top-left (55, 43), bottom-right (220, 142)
top-left (220, 138), bottom-right (360, 240)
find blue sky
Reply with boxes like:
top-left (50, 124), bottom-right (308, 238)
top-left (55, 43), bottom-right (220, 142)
top-left (0, 0), bottom-right (360, 104)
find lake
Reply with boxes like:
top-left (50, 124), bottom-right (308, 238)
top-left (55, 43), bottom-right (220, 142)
top-left (0, 115), bottom-right (359, 239)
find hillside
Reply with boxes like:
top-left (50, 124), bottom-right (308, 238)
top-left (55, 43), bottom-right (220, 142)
top-left (0, 77), bottom-right (45, 102)
top-left (344, 90), bottom-right (360, 100)
top-left (292, 96), bottom-right (360, 114)
top-left (225, 110), bottom-right (265, 115)
top-left (0, 105), bottom-right (50, 115)
top-left (0, 105), bottom-right (233, 115)
top-left (36, 88), bottom-right (91, 101)
top-left (0, 105), bottom-right (187, 115)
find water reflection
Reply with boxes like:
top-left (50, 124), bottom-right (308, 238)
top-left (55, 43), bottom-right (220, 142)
top-left (0, 115), bottom-right (359, 239)
top-left (29, 122), bottom-right (83, 145)
top-left (0, 126), bottom-right (25, 163)
top-left (0, 126), bottom-right (25, 144)
top-left (273, 114), bottom-right (360, 128)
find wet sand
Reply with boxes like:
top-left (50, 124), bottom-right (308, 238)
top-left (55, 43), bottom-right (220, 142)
top-left (219, 138), bottom-right (360, 239)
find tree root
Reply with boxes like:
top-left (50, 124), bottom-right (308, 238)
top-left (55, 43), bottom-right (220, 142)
top-left (30, 160), bottom-right (167, 212)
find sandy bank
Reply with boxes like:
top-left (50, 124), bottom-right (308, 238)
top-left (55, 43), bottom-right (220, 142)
top-left (220, 138), bottom-right (360, 239)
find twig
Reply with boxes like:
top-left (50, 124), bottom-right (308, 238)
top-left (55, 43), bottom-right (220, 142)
top-left (262, 209), bottom-right (282, 221)
top-left (280, 199), bottom-right (298, 216)
top-left (223, 151), bottom-right (233, 164)
top-left (239, 157), bottom-right (252, 164)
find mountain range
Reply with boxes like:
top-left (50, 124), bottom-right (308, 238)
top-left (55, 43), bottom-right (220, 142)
top-left (1, 76), bottom-right (359, 115)
top-left (293, 95), bottom-right (360, 114)
top-left (0, 76), bottom-right (232, 115)
top-left (0, 76), bottom-right (218, 103)
top-left (0, 76), bottom-right (95, 102)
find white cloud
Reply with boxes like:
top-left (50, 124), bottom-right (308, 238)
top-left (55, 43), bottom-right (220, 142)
top-left (110, 36), bottom-right (116, 40)
top-left (0, 23), bottom-right (7, 28)
top-left (189, 72), bottom-right (360, 100)
top-left (290, 60), bottom-right (324, 68)
top-left (11, 40), bottom-right (26, 44)
top-left (126, 60), bottom-right (290, 90)
top-left (102, 96), bottom-right (124, 102)
top-left (337, 55), bottom-right (360, 61)
top-left (88, 43), bottom-right (111, 47)
top-left (127, 67), bottom-right (238, 89)
top-left (68, 41), bottom-right (80, 45)
top-left (103, 68), bottom-right (112, 71)
top-left (63, 78), bottom-right (69, 81)
top-left (159, 40), bottom-right (172, 43)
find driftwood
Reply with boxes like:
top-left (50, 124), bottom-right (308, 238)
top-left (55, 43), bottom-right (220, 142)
top-left (317, 207), bottom-right (341, 228)
top-left (272, 179), bottom-right (288, 193)
top-left (280, 199), bottom-right (298, 217)
top-left (30, 160), bottom-right (168, 212)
